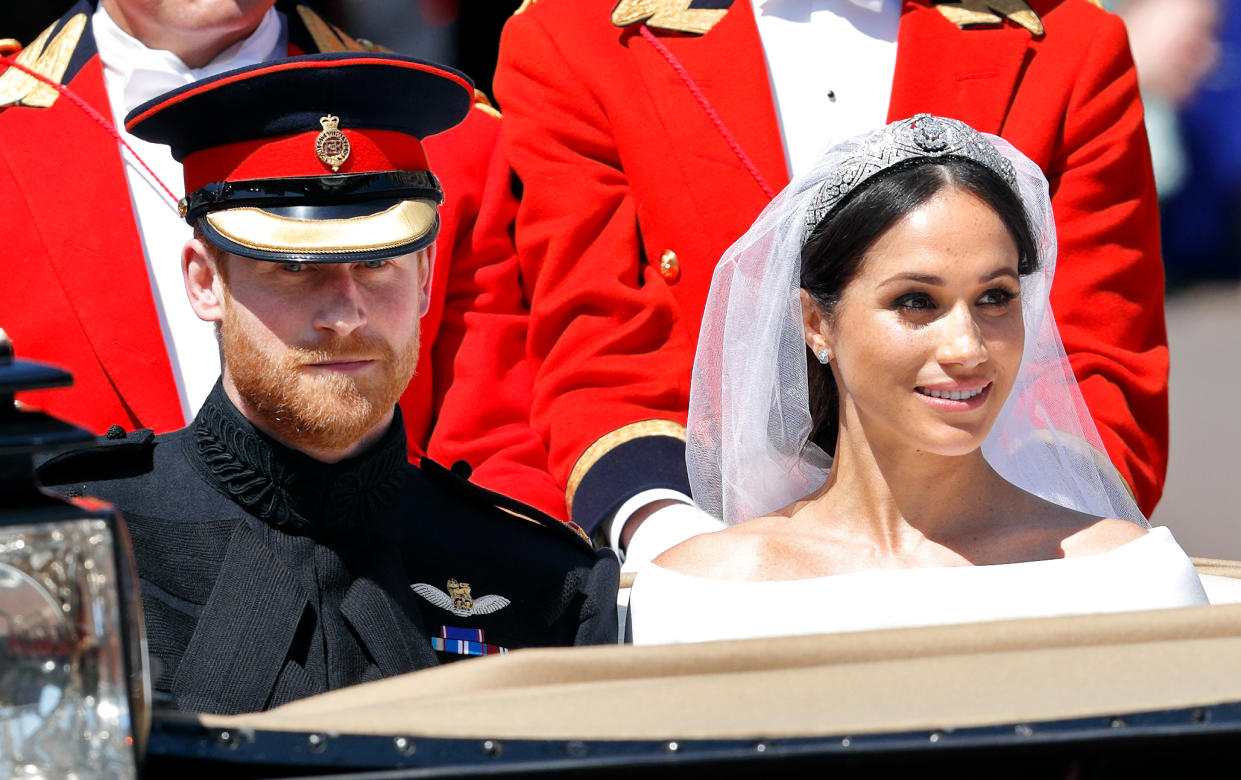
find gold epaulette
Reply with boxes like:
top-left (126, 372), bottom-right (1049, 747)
top-left (0, 13), bottom-right (87, 110)
top-left (515, 0), bottom-right (731, 36)
top-left (933, 1), bottom-right (1044, 36)
top-left (296, 5), bottom-right (392, 53)
top-left (611, 0), bottom-right (728, 36)
top-left (472, 89), bottom-right (502, 120)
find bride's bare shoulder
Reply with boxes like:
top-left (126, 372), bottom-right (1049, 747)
top-left (652, 516), bottom-right (788, 580)
top-left (1059, 516), bottom-right (1149, 557)
top-left (997, 490), bottom-right (1149, 559)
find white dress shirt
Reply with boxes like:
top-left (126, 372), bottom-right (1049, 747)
top-left (614, 0), bottom-right (902, 565)
top-left (751, 0), bottom-right (900, 177)
top-left (93, 4), bottom-right (286, 420)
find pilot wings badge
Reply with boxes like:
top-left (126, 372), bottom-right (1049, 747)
top-left (412, 578), bottom-right (511, 618)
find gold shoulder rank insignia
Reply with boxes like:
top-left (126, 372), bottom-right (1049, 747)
top-left (472, 89), bottom-right (502, 120)
top-left (612, 0), bottom-right (729, 36)
top-left (513, 0), bottom-right (541, 14)
top-left (565, 519), bottom-right (591, 545)
top-left (0, 13), bottom-right (87, 110)
top-left (296, 5), bottom-right (390, 54)
top-left (412, 579), bottom-right (512, 618)
top-left (933, 1), bottom-right (1044, 37)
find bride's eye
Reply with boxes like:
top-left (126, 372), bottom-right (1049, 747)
top-left (977, 287), bottom-right (1018, 307)
top-left (893, 291), bottom-right (936, 312)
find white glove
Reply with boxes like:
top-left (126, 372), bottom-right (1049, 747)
top-left (620, 502), bottom-right (727, 574)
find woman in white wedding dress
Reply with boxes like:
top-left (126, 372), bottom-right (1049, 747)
top-left (628, 115), bottom-right (1207, 645)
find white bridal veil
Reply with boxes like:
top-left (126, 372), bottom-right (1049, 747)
top-left (686, 115), bottom-right (1146, 528)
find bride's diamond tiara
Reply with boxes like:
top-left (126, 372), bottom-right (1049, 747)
top-left (802, 114), bottom-right (1018, 245)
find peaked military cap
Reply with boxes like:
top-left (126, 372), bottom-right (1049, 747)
top-left (125, 53), bottom-right (473, 263)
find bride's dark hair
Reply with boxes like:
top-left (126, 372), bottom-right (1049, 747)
top-left (800, 156), bottom-right (1038, 455)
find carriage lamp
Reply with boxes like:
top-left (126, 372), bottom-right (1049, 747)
top-left (0, 330), bottom-right (149, 778)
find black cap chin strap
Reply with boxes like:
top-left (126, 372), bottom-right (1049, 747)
top-left (181, 170), bottom-right (443, 223)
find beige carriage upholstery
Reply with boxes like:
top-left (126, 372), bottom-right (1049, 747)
top-left (197, 601), bottom-right (1241, 741)
top-left (1193, 557), bottom-right (1241, 604)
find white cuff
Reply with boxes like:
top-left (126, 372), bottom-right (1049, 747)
top-left (621, 502), bottom-right (726, 574)
top-left (602, 488), bottom-right (693, 553)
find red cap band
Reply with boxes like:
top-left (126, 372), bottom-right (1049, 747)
top-left (182, 128), bottom-right (430, 193)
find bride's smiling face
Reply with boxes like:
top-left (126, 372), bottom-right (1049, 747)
top-left (808, 185), bottom-right (1025, 457)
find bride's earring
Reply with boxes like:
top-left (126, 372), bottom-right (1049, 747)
top-left (815, 347), bottom-right (832, 364)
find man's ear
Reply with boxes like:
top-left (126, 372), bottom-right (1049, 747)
top-left (418, 247), bottom-right (434, 317)
top-left (800, 288), bottom-right (833, 354)
top-left (183, 238), bottom-right (226, 323)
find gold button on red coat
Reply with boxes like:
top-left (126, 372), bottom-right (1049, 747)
top-left (658, 249), bottom-right (681, 282)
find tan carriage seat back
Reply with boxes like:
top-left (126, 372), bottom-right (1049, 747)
top-left (197, 601), bottom-right (1241, 742)
top-left (1193, 557), bottom-right (1241, 604)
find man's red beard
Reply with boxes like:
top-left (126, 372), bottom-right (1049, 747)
top-left (221, 303), bottom-right (419, 453)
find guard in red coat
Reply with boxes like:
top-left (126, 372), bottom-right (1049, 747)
top-left (0, 0), bottom-right (565, 518)
top-left (496, 0), bottom-right (1168, 551)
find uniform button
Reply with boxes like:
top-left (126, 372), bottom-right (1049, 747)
top-left (658, 250), bottom-right (681, 282)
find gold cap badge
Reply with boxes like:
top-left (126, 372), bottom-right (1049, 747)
top-left (315, 114), bottom-right (351, 172)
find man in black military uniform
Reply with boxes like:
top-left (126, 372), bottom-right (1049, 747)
top-left (38, 53), bottom-right (619, 716)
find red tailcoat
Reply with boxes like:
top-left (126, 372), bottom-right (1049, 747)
top-left (496, 0), bottom-right (1168, 529)
top-left (0, 0), bottom-right (565, 518)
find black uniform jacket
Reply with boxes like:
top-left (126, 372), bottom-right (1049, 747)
top-left (39, 384), bottom-right (619, 715)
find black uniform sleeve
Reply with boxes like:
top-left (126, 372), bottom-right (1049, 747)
top-left (573, 548), bottom-right (622, 646)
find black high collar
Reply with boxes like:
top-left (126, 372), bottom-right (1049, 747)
top-left (187, 382), bottom-right (409, 539)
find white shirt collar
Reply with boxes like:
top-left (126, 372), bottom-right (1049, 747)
top-left (93, 3), bottom-right (285, 114)
top-left (753, 0), bottom-right (886, 12)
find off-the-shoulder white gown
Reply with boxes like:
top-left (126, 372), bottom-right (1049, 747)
top-left (628, 527), bottom-right (1208, 645)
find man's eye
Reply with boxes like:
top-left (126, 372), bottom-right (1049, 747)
top-left (360, 259), bottom-right (387, 270)
top-left (281, 261), bottom-right (307, 273)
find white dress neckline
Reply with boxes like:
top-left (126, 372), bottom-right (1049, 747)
top-left (646, 525), bottom-right (1168, 586)
top-left (628, 527), bottom-right (1208, 645)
